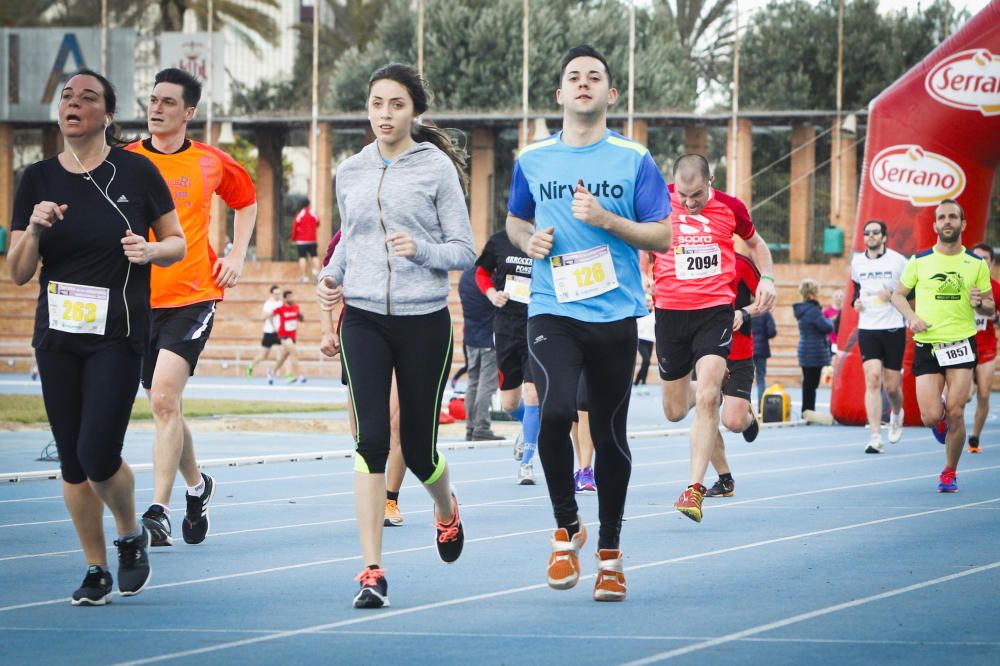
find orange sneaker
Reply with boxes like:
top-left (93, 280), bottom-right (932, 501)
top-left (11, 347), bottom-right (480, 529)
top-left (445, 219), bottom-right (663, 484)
top-left (547, 524), bottom-right (587, 590)
top-left (384, 499), bottom-right (404, 526)
top-left (674, 483), bottom-right (707, 522)
top-left (593, 549), bottom-right (626, 602)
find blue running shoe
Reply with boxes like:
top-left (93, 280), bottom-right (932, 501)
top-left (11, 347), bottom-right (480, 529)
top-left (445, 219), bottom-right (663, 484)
top-left (937, 468), bottom-right (957, 493)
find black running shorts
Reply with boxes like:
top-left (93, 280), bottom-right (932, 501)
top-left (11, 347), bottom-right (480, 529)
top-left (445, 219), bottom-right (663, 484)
top-left (142, 301), bottom-right (217, 389)
top-left (912, 337), bottom-right (977, 376)
top-left (858, 328), bottom-right (906, 371)
top-left (722, 358), bottom-right (755, 400)
top-left (655, 304), bottom-right (734, 381)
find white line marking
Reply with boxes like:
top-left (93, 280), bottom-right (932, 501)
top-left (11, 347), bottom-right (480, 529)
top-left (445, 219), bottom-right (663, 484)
top-left (619, 560), bottom-right (1000, 665)
top-left (108, 499), bottom-right (1000, 665)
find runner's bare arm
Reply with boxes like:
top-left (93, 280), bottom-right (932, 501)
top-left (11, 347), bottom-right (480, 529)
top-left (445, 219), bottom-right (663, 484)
top-left (744, 232), bottom-right (776, 313)
top-left (130, 209), bottom-right (185, 267)
top-left (213, 201), bottom-right (258, 288)
top-left (507, 214), bottom-right (554, 259)
top-left (970, 286), bottom-right (995, 317)
top-left (571, 184), bottom-right (670, 251)
top-left (8, 202), bottom-right (68, 285)
top-left (890, 281), bottom-right (927, 332)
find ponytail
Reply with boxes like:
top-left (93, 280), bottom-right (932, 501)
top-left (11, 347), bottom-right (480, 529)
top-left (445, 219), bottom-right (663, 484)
top-left (413, 123), bottom-right (469, 196)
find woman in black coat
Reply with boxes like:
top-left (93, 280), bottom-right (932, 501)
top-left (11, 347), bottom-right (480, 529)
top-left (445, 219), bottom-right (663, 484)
top-left (793, 279), bottom-right (834, 416)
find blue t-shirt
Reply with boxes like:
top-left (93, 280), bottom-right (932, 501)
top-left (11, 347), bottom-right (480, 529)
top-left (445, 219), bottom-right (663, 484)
top-left (507, 130), bottom-right (670, 322)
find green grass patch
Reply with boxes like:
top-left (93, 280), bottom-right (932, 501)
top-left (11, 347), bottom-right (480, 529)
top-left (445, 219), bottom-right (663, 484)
top-left (0, 394), bottom-right (343, 425)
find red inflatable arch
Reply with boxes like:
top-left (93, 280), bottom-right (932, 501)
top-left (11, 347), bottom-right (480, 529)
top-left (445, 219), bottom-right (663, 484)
top-left (831, 1), bottom-right (1000, 426)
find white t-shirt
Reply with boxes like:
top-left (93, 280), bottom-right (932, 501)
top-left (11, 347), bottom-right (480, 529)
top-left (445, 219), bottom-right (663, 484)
top-left (261, 297), bottom-right (282, 334)
top-left (637, 312), bottom-right (656, 342)
top-left (850, 248), bottom-right (908, 330)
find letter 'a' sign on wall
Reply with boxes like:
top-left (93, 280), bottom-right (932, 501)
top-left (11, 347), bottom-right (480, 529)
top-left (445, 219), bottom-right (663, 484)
top-left (0, 28), bottom-right (136, 121)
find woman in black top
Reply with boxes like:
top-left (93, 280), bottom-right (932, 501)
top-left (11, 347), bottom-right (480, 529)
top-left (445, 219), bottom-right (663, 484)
top-left (8, 70), bottom-right (185, 606)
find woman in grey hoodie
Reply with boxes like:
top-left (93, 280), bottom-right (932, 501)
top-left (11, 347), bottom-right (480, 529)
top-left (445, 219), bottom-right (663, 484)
top-left (317, 64), bottom-right (475, 609)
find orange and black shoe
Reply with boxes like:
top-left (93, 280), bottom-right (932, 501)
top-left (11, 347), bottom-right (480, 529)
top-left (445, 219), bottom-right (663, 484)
top-left (967, 436), bottom-right (981, 454)
top-left (593, 549), bottom-right (626, 602)
top-left (435, 492), bottom-right (464, 563)
top-left (674, 483), bottom-right (707, 522)
top-left (547, 524), bottom-right (587, 590)
top-left (353, 566), bottom-right (389, 609)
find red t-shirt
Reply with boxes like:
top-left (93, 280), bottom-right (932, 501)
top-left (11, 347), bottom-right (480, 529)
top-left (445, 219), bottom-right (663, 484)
top-left (653, 186), bottom-right (756, 310)
top-left (291, 207), bottom-right (319, 243)
top-left (273, 303), bottom-right (301, 341)
top-left (974, 277), bottom-right (1000, 357)
top-left (730, 254), bottom-right (761, 361)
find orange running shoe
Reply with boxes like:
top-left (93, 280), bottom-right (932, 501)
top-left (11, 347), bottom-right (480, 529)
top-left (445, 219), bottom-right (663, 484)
top-left (547, 524), bottom-right (587, 590)
top-left (384, 499), bottom-right (404, 527)
top-left (674, 483), bottom-right (707, 522)
top-left (593, 549), bottom-right (626, 602)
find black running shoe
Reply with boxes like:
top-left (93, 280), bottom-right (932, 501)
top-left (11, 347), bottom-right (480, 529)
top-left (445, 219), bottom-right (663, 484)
top-left (115, 527), bottom-right (151, 596)
top-left (704, 477), bottom-right (735, 498)
top-left (435, 492), bottom-right (464, 563)
top-left (141, 505), bottom-right (173, 547)
top-left (71, 565), bottom-right (113, 606)
top-left (353, 567), bottom-right (390, 609)
top-left (182, 473), bottom-right (216, 545)
top-left (742, 407), bottom-right (760, 443)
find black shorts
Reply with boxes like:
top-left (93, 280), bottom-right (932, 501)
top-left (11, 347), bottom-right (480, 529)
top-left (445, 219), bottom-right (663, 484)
top-left (141, 301), bottom-right (217, 389)
top-left (655, 304), bottom-right (734, 381)
top-left (912, 337), bottom-right (978, 376)
top-left (722, 358), bottom-right (755, 400)
top-left (493, 317), bottom-right (534, 391)
top-left (261, 332), bottom-right (280, 348)
top-left (858, 328), bottom-right (906, 371)
top-left (296, 243), bottom-right (318, 259)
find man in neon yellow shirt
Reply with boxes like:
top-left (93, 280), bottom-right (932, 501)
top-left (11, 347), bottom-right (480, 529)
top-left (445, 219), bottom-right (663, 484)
top-left (891, 199), bottom-right (995, 492)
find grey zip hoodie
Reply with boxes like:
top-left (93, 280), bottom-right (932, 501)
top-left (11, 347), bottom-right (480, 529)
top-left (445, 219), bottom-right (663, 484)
top-left (319, 141), bottom-right (475, 315)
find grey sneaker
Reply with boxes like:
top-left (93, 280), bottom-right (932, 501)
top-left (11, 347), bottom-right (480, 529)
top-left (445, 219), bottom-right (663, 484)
top-left (865, 433), bottom-right (884, 454)
top-left (513, 430), bottom-right (525, 461)
top-left (517, 463), bottom-right (535, 485)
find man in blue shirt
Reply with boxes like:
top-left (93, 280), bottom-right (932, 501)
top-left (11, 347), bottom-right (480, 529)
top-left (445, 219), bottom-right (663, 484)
top-left (506, 44), bottom-right (672, 603)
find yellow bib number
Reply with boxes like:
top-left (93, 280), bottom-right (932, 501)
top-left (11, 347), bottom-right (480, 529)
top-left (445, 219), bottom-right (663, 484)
top-left (47, 281), bottom-right (110, 336)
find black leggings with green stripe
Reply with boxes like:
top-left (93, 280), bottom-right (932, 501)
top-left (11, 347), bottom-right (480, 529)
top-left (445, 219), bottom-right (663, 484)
top-left (340, 305), bottom-right (453, 481)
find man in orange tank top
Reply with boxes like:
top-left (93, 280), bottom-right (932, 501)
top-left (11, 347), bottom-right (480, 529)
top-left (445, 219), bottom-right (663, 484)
top-left (126, 68), bottom-right (257, 547)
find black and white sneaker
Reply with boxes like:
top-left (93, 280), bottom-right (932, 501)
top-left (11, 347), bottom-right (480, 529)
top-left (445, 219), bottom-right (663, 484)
top-left (141, 505), bottom-right (173, 546)
top-left (435, 492), bottom-right (464, 563)
top-left (115, 527), bottom-right (151, 596)
top-left (182, 473), bottom-right (216, 545)
top-left (353, 567), bottom-right (390, 609)
top-left (71, 565), bottom-right (113, 606)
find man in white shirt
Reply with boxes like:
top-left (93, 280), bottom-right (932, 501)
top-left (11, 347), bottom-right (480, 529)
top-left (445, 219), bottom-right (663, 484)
top-left (245, 284), bottom-right (282, 379)
top-left (850, 220), bottom-right (909, 453)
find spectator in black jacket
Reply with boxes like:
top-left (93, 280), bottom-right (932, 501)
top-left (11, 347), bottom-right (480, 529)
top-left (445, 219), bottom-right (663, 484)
top-left (751, 310), bottom-right (777, 408)
top-left (458, 266), bottom-right (498, 440)
top-left (793, 279), bottom-right (835, 416)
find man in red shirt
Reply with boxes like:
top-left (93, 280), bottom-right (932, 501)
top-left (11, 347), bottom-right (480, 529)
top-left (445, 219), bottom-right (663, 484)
top-left (272, 289), bottom-right (305, 384)
top-left (705, 253), bottom-right (763, 498)
top-left (968, 242), bottom-right (999, 453)
top-left (653, 155), bottom-right (775, 522)
top-left (291, 200), bottom-right (319, 283)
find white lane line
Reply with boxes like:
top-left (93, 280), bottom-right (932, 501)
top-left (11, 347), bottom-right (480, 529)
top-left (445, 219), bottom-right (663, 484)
top-left (3, 456), bottom-right (997, 563)
top-left (0, 442), bottom-right (947, 529)
top-left (619, 560), bottom-right (1000, 665)
top-left (3, 624), bottom-right (999, 648)
top-left (107, 499), bottom-right (1000, 665)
